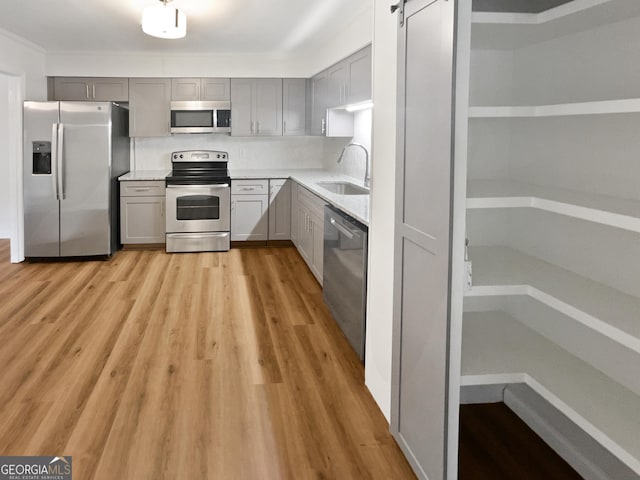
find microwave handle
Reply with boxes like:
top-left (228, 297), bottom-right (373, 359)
top-left (213, 109), bottom-right (218, 129)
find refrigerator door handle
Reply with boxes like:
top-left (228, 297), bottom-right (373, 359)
top-left (51, 123), bottom-right (59, 200)
top-left (57, 123), bottom-right (65, 199)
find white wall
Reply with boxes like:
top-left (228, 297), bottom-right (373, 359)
top-left (0, 29), bottom-right (46, 99)
top-left (0, 75), bottom-right (9, 237)
top-left (0, 29), bottom-right (46, 260)
top-left (364, 0), bottom-right (398, 422)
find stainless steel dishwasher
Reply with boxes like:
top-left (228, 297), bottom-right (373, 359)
top-left (323, 205), bottom-right (368, 361)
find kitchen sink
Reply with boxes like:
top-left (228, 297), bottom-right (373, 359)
top-left (316, 181), bottom-right (370, 195)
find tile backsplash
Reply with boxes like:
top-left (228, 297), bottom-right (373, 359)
top-left (132, 135), bottom-right (349, 171)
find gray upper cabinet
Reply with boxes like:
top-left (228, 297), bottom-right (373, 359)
top-left (202, 78), bottom-right (231, 101)
top-left (307, 44), bottom-right (372, 137)
top-left (309, 71), bottom-right (329, 136)
top-left (322, 44), bottom-right (373, 110)
top-left (171, 78), bottom-right (230, 101)
top-left (53, 77), bottom-right (129, 101)
top-left (283, 78), bottom-right (307, 136)
top-left (230, 78), bottom-right (254, 136)
top-left (346, 45), bottom-right (372, 104)
top-left (328, 62), bottom-right (348, 107)
top-left (230, 78), bottom-right (283, 136)
top-left (129, 78), bottom-right (171, 137)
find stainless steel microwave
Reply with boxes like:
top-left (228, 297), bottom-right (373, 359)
top-left (170, 101), bottom-right (231, 134)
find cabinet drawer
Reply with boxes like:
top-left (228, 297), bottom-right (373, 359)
top-left (121, 181), bottom-right (166, 197)
top-left (297, 184), bottom-right (327, 220)
top-left (232, 179), bottom-right (269, 195)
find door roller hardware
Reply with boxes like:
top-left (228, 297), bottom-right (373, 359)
top-left (390, 0), bottom-right (406, 26)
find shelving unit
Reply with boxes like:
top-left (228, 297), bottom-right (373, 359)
top-left (462, 0), bottom-right (640, 475)
top-left (467, 245), bottom-right (640, 353)
top-left (462, 311), bottom-right (640, 475)
top-left (471, 0), bottom-right (640, 49)
top-left (467, 180), bottom-right (640, 233)
top-left (468, 98), bottom-right (640, 117)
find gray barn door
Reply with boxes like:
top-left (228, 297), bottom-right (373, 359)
top-left (391, 1), bottom-right (456, 479)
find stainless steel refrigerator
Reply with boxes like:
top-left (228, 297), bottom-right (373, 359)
top-left (23, 101), bottom-right (130, 258)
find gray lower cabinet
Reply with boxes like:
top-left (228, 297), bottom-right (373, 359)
top-left (290, 181), bottom-right (299, 244)
top-left (171, 78), bottom-right (230, 101)
top-left (291, 182), bottom-right (326, 284)
top-left (52, 77), bottom-right (129, 101)
top-left (120, 180), bottom-right (166, 244)
top-left (268, 179), bottom-right (291, 240)
top-left (129, 78), bottom-right (171, 137)
top-left (231, 179), bottom-right (269, 241)
top-left (282, 79), bottom-right (307, 136)
top-left (230, 78), bottom-right (283, 136)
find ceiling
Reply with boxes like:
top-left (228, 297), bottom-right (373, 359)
top-left (0, 0), bottom-right (371, 56)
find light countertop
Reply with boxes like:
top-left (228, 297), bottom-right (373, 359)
top-left (118, 170), bottom-right (170, 181)
top-left (230, 169), bottom-right (370, 225)
top-left (118, 168), bottom-right (370, 226)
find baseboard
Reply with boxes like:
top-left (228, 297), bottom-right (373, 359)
top-left (231, 240), bottom-right (293, 248)
top-left (460, 383), bottom-right (507, 404)
top-left (504, 383), bottom-right (638, 480)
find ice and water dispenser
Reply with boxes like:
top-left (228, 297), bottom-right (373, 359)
top-left (32, 141), bottom-right (51, 175)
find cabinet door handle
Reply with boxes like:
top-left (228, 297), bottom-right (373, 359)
top-left (134, 188), bottom-right (150, 192)
top-left (251, 121), bottom-right (254, 134)
top-left (92, 84), bottom-right (96, 99)
top-left (160, 200), bottom-right (165, 217)
top-left (283, 120), bottom-right (287, 134)
top-left (257, 121), bottom-right (260, 134)
top-left (85, 84), bottom-right (90, 99)
top-left (321, 118), bottom-right (326, 135)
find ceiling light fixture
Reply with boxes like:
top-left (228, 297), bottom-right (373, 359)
top-left (142, 0), bottom-right (187, 39)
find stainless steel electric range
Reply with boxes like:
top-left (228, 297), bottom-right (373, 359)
top-left (165, 150), bottom-right (231, 253)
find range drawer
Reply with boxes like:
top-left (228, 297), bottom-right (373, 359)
top-left (121, 180), bottom-right (165, 197)
top-left (232, 179), bottom-right (269, 195)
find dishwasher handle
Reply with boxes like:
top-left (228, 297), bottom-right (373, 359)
top-left (330, 216), bottom-right (358, 239)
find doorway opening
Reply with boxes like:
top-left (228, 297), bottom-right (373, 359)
top-left (0, 72), bottom-right (25, 263)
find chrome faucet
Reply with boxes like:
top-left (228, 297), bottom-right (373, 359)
top-left (337, 143), bottom-right (370, 188)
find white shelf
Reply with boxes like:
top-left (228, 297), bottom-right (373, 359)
top-left (466, 246), bottom-right (640, 354)
top-left (471, 0), bottom-right (640, 50)
top-left (468, 98), bottom-right (640, 118)
top-left (462, 311), bottom-right (640, 474)
top-left (467, 179), bottom-right (640, 233)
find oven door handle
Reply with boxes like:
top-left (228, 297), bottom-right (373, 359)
top-left (166, 184), bottom-right (229, 189)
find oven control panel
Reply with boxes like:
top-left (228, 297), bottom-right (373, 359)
top-left (171, 150), bottom-right (228, 162)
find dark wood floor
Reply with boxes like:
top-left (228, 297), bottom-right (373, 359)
top-left (0, 241), bottom-right (415, 480)
top-left (459, 402), bottom-right (584, 480)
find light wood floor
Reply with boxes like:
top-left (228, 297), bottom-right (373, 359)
top-left (0, 240), bottom-right (415, 480)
